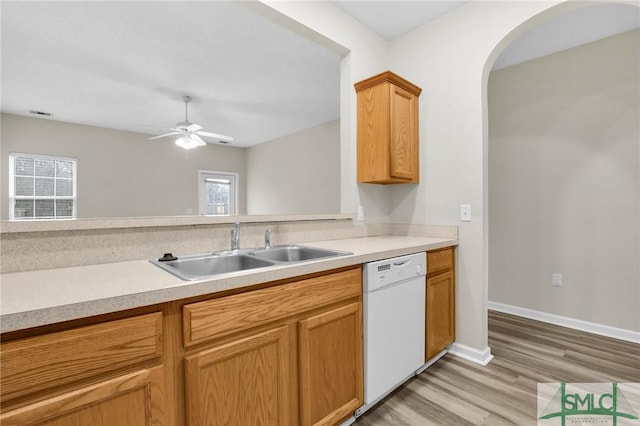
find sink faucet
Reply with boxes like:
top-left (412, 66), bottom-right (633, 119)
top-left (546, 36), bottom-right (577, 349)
top-left (264, 227), bottom-right (271, 249)
top-left (230, 222), bottom-right (240, 250)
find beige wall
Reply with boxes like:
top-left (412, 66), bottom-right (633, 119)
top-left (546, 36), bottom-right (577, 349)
top-left (265, 0), bottom-right (595, 357)
top-left (0, 113), bottom-right (247, 219)
top-left (246, 119), bottom-right (340, 215)
top-left (1, 113), bottom-right (343, 219)
top-left (258, 1), bottom-right (392, 223)
top-left (267, 1), bottom-right (640, 355)
top-left (488, 30), bottom-right (640, 331)
top-left (386, 1), bottom-right (586, 354)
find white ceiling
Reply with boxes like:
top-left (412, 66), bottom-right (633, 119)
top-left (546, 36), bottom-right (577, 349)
top-left (2, 2), bottom-right (638, 148)
top-left (333, 1), bottom-right (470, 40)
top-left (334, 1), bottom-right (638, 69)
top-left (492, 3), bottom-right (640, 70)
top-left (1, 1), bottom-right (342, 148)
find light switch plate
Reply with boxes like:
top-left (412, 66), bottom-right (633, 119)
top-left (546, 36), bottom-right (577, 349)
top-left (460, 205), bottom-right (471, 222)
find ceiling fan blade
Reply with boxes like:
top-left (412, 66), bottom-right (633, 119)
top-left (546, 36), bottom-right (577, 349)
top-left (186, 123), bottom-right (203, 132)
top-left (196, 131), bottom-right (235, 142)
top-left (149, 131), bottom-right (181, 140)
top-left (190, 134), bottom-right (207, 146)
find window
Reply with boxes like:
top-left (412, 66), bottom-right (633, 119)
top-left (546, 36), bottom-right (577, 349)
top-left (9, 153), bottom-right (77, 220)
top-left (198, 171), bottom-right (238, 215)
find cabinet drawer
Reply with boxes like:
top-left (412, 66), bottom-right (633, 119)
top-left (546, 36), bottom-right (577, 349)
top-left (0, 312), bottom-right (163, 403)
top-left (427, 247), bottom-right (454, 276)
top-left (183, 267), bottom-right (361, 347)
top-left (0, 366), bottom-right (166, 425)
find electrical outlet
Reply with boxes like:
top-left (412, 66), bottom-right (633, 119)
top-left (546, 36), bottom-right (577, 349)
top-left (552, 273), bottom-right (562, 287)
top-left (357, 205), bottom-right (365, 222)
top-left (460, 205), bottom-right (471, 222)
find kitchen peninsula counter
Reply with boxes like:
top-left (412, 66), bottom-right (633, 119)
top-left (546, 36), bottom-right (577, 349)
top-left (1, 235), bottom-right (457, 333)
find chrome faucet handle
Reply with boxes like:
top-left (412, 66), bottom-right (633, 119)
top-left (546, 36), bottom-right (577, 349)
top-left (230, 222), bottom-right (240, 250)
top-left (264, 227), bottom-right (271, 249)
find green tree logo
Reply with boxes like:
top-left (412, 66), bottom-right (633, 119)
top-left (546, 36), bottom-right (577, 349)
top-left (539, 383), bottom-right (639, 426)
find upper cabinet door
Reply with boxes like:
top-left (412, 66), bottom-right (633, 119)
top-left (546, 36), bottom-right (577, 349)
top-left (355, 71), bottom-right (421, 185)
top-left (389, 84), bottom-right (417, 180)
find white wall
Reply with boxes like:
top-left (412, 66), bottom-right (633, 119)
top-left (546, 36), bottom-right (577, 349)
top-left (389, 1), bottom-right (596, 353)
top-left (261, 1), bottom-right (617, 358)
top-left (488, 30), bottom-right (639, 332)
top-left (0, 113), bottom-right (247, 218)
top-left (258, 1), bottom-right (392, 223)
top-left (246, 119), bottom-right (340, 214)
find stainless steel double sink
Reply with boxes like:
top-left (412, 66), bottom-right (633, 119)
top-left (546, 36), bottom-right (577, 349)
top-left (150, 245), bottom-right (351, 281)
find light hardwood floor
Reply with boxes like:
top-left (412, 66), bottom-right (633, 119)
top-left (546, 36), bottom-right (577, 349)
top-left (356, 310), bottom-right (640, 426)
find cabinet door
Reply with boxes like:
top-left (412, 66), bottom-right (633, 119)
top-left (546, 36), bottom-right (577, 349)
top-left (426, 271), bottom-right (455, 360)
top-left (0, 366), bottom-right (166, 426)
top-left (184, 326), bottom-right (291, 426)
top-left (299, 303), bottom-right (363, 426)
top-left (356, 82), bottom-right (391, 183)
top-left (389, 84), bottom-right (417, 181)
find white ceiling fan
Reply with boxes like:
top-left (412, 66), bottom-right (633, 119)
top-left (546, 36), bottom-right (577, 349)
top-left (149, 95), bottom-right (234, 149)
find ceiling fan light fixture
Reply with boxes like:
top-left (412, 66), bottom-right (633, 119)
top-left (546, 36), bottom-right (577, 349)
top-left (150, 95), bottom-right (234, 147)
top-left (175, 135), bottom-right (204, 150)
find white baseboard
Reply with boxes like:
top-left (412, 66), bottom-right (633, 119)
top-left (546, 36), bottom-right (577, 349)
top-left (489, 301), bottom-right (640, 344)
top-left (448, 343), bottom-right (494, 366)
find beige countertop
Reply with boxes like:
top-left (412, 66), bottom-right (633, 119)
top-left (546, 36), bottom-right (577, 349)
top-left (0, 235), bottom-right (457, 333)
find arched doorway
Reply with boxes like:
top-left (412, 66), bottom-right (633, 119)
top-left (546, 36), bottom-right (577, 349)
top-left (483, 3), bottom-right (639, 342)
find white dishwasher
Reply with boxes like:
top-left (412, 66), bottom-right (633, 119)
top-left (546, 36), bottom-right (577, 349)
top-left (359, 252), bottom-right (427, 415)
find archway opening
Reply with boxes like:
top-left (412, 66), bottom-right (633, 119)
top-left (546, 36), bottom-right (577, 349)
top-left (483, 3), bottom-right (639, 339)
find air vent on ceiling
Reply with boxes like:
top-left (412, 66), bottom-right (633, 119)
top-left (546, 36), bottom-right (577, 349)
top-left (28, 110), bottom-right (52, 117)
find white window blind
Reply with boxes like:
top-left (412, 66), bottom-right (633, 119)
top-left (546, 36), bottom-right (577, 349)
top-left (9, 153), bottom-right (77, 220)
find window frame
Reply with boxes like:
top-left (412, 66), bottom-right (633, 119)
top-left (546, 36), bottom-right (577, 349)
top-left (8, 152), bottom-right (78, 220)
top-left (197, 170), bottom-right (239, 216)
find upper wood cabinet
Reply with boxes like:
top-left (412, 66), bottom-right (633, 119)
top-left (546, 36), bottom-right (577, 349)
top-left (355, 71), bottom-right (422, 184)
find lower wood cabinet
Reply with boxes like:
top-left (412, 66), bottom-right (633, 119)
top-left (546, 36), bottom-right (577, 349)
top-left (185, 325), bottom-right (292, 426)
top-left (0, 312), bottom-right (166, 425)
top-left (0, 266), bottom-right (364, 426)
top-left (299, 302), bottom-right (363, 426)
top-left (1, 366), bottom-right (166, 426)
top-left (181, 266), bottom-right (363, 426)
top-left (425, 247), bottom-right (456, 361)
